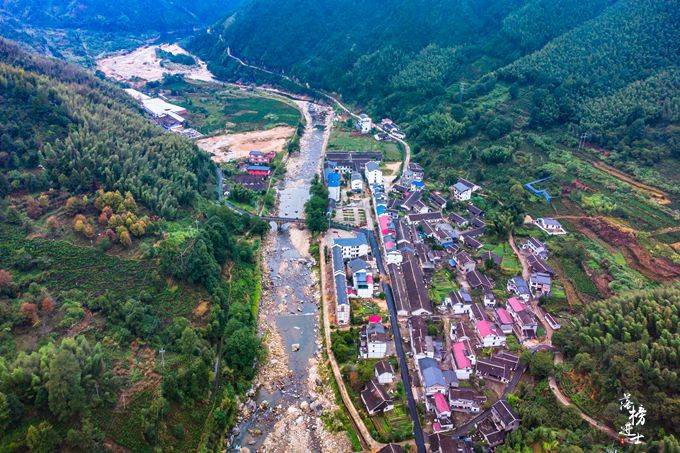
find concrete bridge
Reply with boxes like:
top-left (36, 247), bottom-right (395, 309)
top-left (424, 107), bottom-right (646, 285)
top-left (261, 216), bottom-right (305, 226)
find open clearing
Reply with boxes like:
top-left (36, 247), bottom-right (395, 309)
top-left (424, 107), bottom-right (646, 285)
top-left (196, 125), bottom-right (295, 162)
top-left (96, 43), bottom-right (215, 83)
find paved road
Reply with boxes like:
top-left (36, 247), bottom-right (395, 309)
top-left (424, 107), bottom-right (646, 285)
top-left (365, 230), bottom-right (426, 453)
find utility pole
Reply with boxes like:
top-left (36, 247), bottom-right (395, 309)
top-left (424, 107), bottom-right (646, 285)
top-left (578, 132), bottom-right (587, 151)
top-left (459, 82), bottom-right (465, 103)
top-left (158, 348), bottom-right (165, 371)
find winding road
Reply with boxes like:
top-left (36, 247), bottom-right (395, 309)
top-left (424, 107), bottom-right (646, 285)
top-left (508, 233), bottom-right (629, 444)
top-left (226, 47), bottom-right (411, 181)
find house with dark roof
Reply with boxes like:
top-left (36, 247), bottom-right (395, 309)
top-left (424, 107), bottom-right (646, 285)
top-left (491, 399), bottom-right (520, 431)
top-left (527, 254), bottom-right (555, 275)
top-left (450, 320), bottom-right (475, 343)
top-left (467, 203), bottom-right (484, 218)
top-left (475, 357), bottom-right (511, 383)
top-left (230, 173), bottom-right (268, 192)
top-left (389, 263), bottom-right (410, 316)
top-left (456, 251), bottom-right (475, 274)
top-left (402, 254), bottom-right (433, 316)
top-left (409, 316), bottom-right (434, 359)
top-left (378, 444), bottom-right (403, 453)
top-left (493, 351), bottom-right (520, 371)
top-left (361, 379), bottom-right (394, 415)
top-left (507, 276), bottom-right (531, 301)
top-left (428, 433), bottom-right (473, 453)
top-left (462, 234), bottom-right (483, 250)
top-left (469, 303), bottom-right (489, 323)
top-left (522, 237), bottom-right (548, 259)
top-left (448, 388), bottom-right (486, 413)
top-left (375, 359), bottom-right (395, 384)
top-left (449, 212), bottom-right (468, 228)
top-left (400, 190), bottom-right (422, 211)
top-left (447, 289), bottom-right (473, 315)
top-left (529, 272), bottom-right (552, 296)
top-left (483, 291), bottom-right (496, 308)
top-left (478, 420), bottom-right (506, 447)
top-left (429, 192), bottom-right (448, 211)
top-left (466, 269), bottom-right (493, 290)
top-left (514, 309), bottom-right (538, 340)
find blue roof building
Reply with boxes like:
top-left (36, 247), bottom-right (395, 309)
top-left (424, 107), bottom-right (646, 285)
top-left (327, 172), bottom-right (341, 187)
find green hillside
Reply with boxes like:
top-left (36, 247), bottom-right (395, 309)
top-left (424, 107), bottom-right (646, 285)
top-left (0, 39), bottom-right (266, 451)
top-left (191, 0), bottom-right (680, 193)
top-left (0, 38), bottom-right (215, 218)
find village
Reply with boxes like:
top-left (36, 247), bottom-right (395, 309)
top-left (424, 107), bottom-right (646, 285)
top-left (322, 114), bottom-right (569, 451)
top-left (116, 55), bottom-right (576, 451)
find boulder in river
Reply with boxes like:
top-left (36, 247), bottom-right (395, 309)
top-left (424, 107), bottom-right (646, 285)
top-left (292, 343), bottom-right (300, 351)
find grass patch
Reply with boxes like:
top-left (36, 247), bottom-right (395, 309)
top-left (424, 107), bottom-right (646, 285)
top-left (328, 127), bottom-right (403, 162)
top-left (162, 80), bottom-right (300, 135)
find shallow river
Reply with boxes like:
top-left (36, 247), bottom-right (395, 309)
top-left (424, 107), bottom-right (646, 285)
top-left (231, 101), bottom-right (330, 451)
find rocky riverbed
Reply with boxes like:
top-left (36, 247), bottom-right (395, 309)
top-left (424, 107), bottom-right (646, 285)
top-left (229, 102), bottom-right (351, 452)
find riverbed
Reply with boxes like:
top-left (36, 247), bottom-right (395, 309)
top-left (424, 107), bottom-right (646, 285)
top-left (230, 102), bottom-right (351, 452)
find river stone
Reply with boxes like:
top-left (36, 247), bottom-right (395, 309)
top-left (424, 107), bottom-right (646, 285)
top-left (300, 400), bottom-right (309, 411)
top-left (292, 343), bottom-right (300, 351)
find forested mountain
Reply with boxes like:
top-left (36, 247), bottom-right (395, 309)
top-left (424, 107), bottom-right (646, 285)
top-left (0, 38), bottom-right (215, 218)
top-left (554, 286), bottom-right (680, 435)
top-left (192, 0), bottom-right (679, 188)
top-left (0, 0), bottom-right (245, 32)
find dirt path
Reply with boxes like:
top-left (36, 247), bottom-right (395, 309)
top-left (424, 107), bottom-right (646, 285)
top-left (319, 240), bottom-right (383, 451)
top-left (548, 373), bottom-right (626, 443)
top-left (508, 232), bottom-right (530, 281)
top-left (588, 160), bottom-right (671, 205)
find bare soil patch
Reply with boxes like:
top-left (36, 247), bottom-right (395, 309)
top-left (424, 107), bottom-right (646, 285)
top-left (196, 126), bottom-right (295, 163)
top-left (577, 217), bottom-right (680, 282)
top-left (96, 43), bottom-right (215, 84)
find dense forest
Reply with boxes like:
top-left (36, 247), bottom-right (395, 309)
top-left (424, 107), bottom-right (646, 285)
top-left (0, 0), bottom-right (246, 32)
top-left (554, 286), bottom-right (680, 437)
top-left (0, 39), bottom-right (269, 450)
top-left (192, 0), bottom-right (680, 191)
top-left (0, 38), bottom-right (216, 218)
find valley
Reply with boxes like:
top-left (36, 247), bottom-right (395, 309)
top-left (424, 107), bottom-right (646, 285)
top-left (0, 0), bottom-right (678, 452)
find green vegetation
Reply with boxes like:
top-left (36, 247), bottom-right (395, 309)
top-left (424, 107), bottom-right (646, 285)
top-left (553, 286), bottom-right (680, 436)
top-left (305, 175), bottom-right (330, 234)
top-left (156, 77), bottom-right (301, 135)
top-left (155, 49), bottom-right (196, 66)
top-left (1, 0), bottom-right (246, 33)
top-left (428, 268), bottom-right (457, 303)
top-left (0, 39), bottom-right (215, 218)
top-left (0, 41), bottom-right (270, 452)
top-left (328, 122), bottom-right (403, 162)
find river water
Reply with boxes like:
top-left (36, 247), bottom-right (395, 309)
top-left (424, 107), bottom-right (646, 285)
top-left (231, 101), bottom-right (331, 451)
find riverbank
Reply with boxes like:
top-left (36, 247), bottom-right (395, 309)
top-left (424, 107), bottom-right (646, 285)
top-left (229, 101), bottom-right (352, 452)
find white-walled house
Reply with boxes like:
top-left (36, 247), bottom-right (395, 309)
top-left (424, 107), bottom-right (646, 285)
top-left (475, 320), bottom-right (506, 347)
top-left (334, 233), bottom-right (370, 259)
top-left (365, 161), bottom-right (383, 185)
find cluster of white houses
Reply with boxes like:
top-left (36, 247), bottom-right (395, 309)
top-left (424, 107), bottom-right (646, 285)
top-left (330, 233), bottom-right (374, 325)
